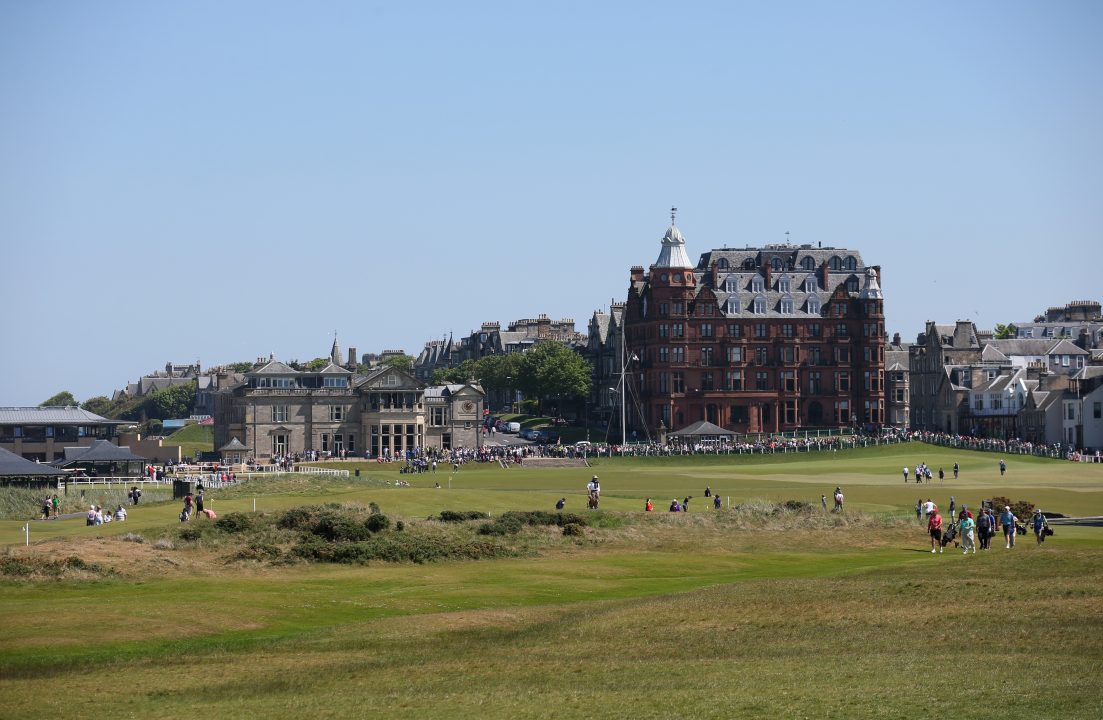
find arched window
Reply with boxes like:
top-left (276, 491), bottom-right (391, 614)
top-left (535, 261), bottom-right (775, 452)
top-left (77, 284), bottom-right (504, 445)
top-left (801, 256), bottom-right (815, 271)
top-left (829, 256), bottom-right (842, 270)
top-left (771, 257), bottom-right (782, 271)
top-left (753, 295), bottom-right (766, 314)
top-left (743, 258), bottom-right (756, 270)
top-left (845, 256), bottom-right (857, 270)
top-left (845, 276), bottom-right (859, 293)
top-left (717, 258), bottom-right (729, 271)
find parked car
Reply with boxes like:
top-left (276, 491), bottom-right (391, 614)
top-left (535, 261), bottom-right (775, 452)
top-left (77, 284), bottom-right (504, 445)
top-left (504, 422), bottom-right (521, 434)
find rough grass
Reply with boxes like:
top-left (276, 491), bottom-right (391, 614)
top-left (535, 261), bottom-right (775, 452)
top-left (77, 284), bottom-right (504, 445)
top-left (0, 445), bottom-right (1100, 719)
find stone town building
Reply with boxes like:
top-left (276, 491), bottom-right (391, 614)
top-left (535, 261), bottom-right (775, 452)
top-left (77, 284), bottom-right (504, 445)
top-left (885, 333), bottom-right (911, 428)
top-left (585, 301), bottom-right (625, 430)
top-left (414, 315), bottom-right (587, 383)
top-left (908, 306), bottom-right (1102, 442)
top-left (622, 214), bottom-right (886, 439)
top-left (213, 354), bottom-right (484, 460)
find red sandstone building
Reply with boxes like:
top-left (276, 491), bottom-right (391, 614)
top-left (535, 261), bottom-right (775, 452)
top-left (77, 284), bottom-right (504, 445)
top-left (623, 216), bottom-right (886, 438)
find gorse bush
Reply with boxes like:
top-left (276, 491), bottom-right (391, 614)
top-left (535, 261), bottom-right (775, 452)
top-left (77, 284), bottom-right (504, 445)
top-left (0, 555), bottom-right (114, 580)
top-left (438, 510), bottom-right (489, 523)
top-left (478, 511), bottom-right (589, 536)
top-left (214, 512), bottom-right (257, 534)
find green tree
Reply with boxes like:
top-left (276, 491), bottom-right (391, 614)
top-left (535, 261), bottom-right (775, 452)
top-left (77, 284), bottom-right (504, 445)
top-left (40, 391), bottom-right (78, 407)
top-left (148, 382), bottom-right (197, 419)
top-left (381, 354), bottom-right (415, 372)
top-left (229, 361), bottom-right (255, 373)
top-left (303, 357), bottom-right (329, 371)
top-left (432, 359), bottom-right (477, 385)
top-left (993, 323), bottom-right (1017, 339)
top-left (518, 342), bottom-right (591, 414)
top-left (476, 353), bottom-right (523, 393)
top-left (81, 396), bottom-right (114, 416)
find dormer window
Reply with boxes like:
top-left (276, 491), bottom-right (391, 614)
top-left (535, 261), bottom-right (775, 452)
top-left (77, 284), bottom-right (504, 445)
top-left (751, 275), bottom-right (765, 293)
top-left (845, 276), bottom-right (859, 293)
top-left (780, 297), bottom-right (793, 314)
top-left (801, 256), bottom-right (815, 271)
top-left (743, 258), bottom-right (756, 270)
top-left (771, 257), bottom-right (782, 271)
top-left (752, 295), bottom-right (766, 314)
top-left (807, 296), bottom-right (821, 314)
top-left (723, 275), bottom-right (737, 293)
top-left (829, 256), bottom-right (842, 270)
top-left (845, 256), bottom-right (857, 270)
top-left (726, 298), bottom-right (741, 314)
top-left (716, 258), bottom-right (729, 270)
top-left (804, 274), bottom-right (819, 292)
top-left (778, 276), bottom-right (790, 293)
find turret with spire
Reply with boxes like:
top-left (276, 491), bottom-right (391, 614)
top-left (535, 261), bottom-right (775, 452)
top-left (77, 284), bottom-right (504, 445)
top-left (654, 206), bottom-right (694, 269)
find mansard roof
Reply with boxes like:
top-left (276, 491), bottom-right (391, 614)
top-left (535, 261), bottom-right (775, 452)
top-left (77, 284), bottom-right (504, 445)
top-left (698, 246), bottom-right (866, 272)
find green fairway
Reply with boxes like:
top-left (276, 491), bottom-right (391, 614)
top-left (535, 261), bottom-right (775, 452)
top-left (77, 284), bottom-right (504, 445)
top-left (1, 443), bottom-right (1101, 719)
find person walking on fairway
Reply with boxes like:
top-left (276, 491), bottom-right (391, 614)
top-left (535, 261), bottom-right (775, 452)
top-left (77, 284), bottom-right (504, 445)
top-left (903, 466), bottom-right (909, 483)
top-left (1032, 509), bottom-right (1049, 545)
top-left (1000, 506), bottom-right (1019, 549)
top-left (999, 458), bottom-right (1006, 476)
top-left (953, 463), bottom-right (959, 480)
top-left (958, 511), bottom-right (976, 554)
top-left (928, 506), bottom-right (943, 553)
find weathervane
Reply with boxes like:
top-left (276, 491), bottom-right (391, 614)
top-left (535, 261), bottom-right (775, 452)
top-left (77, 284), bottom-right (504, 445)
top-left (670, 206), bottom-right (677, 225)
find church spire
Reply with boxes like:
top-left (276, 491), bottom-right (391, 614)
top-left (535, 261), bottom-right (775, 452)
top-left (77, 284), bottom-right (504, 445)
top-left (330, 331), bottom-right (341, 365)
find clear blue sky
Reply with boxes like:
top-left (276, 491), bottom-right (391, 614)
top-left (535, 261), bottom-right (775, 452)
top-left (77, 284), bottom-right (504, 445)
top-left (1, 1), bottom-right (1100, 406)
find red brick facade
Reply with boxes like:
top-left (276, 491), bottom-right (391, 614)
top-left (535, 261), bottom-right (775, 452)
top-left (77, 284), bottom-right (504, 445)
top-left (623, 232), bottom-right (885, 438)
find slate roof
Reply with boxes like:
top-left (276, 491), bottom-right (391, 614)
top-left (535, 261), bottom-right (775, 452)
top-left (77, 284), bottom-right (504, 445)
top-left (0, 407), bottom-right (125, 425)
top-left (885, 349), bottom-right (909, 372)
top-left (252, 360), bottom-right (297, 374)
top-left (55, 440), bottom-right (146, 465)
top-left (0, 447), bottom-right (66, 477)
top-left (219, 437), bottom-right (248, 452)
top-left (319, 362), bottom-right (352, 375)
top-left (983, 339), bottom-right (1052, 357)
top-left (669, 420), bottom-right (736, 437)
top-left (1046, 339), bottom-right (1088, 356)
top-left (981, 345), bottom-right (1009, 363)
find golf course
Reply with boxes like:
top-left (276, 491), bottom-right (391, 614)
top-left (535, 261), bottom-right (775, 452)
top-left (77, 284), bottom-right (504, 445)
top-left (2, 442), bottom-right (1101, 719)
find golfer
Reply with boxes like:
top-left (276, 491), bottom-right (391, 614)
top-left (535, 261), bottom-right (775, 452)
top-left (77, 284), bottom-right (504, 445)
top-left (958, 511), bottom-right (976, 555)
top-left (1000, 506), bottom-right (1019, 549)
top-left (928, 505), bottom-right (943, 553)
